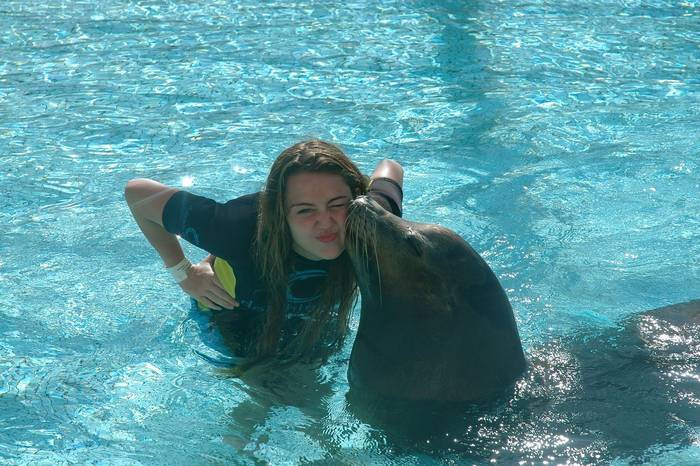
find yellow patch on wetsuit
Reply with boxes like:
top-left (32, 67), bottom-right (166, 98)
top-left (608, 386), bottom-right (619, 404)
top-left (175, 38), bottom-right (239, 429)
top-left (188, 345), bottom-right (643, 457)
top-left (197, 257), bottom-right (237, 311)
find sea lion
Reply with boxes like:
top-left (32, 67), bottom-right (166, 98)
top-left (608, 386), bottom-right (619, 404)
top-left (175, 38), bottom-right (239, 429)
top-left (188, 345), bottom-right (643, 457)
top-left (344, 195), bottom-right (527, 402)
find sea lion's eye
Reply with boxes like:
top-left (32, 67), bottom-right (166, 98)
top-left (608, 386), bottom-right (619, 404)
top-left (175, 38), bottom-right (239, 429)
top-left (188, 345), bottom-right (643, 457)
top-left (406, 231), bottom-right (423, 256)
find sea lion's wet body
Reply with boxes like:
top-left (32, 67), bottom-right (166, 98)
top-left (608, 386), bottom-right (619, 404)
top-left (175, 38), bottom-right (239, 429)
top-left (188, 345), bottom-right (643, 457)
top-left (345, 196), bottom-right (526, 402)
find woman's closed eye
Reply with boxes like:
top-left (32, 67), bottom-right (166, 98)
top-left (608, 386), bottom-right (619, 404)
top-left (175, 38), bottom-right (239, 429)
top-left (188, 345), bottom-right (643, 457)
top-left (294, 203), bottom-right (347, 215)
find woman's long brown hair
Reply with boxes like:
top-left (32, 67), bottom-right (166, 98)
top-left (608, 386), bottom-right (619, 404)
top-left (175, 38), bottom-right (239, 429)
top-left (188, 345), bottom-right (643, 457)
top-left (253, 140), bottom-right (368, 363)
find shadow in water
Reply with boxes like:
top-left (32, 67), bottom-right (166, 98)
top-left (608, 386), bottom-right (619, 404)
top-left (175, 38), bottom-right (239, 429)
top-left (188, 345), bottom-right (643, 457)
top-left (185, 290), bottom-right (699, 463)
top-left (344, 300), bottom-right (700, 464)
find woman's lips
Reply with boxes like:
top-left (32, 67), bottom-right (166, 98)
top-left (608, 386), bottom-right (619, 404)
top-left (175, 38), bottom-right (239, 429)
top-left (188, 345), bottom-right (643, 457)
top-left (317, 233), bottom-right (338, 243)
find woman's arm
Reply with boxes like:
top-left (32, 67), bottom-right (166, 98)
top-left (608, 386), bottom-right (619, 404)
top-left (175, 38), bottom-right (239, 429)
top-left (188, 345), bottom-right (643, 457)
top-left (124, 179), bottom-right (237, 310)
top-left (124, 178), bottom-right (183, 266)
top-left (371, 159), bottom-right (404, 187)
top-left (368, 159), bottom-right (404, 217)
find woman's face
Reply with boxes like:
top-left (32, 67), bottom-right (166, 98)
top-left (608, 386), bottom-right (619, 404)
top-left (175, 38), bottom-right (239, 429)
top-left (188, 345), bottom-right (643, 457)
top-left (285, 171), bottom-right (352, 260)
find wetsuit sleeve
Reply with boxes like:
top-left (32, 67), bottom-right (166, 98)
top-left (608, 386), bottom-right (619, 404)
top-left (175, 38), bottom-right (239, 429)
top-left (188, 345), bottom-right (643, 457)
top-left (162, 191), bottom-right (259, 261)
top-left (368, 177), bottom-right (403, 218)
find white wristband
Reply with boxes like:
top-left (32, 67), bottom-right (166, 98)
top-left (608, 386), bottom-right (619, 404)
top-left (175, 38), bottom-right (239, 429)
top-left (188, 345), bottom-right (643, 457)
top-left (167, 257), bottom-right (192, 283)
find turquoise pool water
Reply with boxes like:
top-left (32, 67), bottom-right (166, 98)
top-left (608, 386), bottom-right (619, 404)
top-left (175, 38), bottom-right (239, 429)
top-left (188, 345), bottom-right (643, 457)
top-left (1, 0), bottom-right (699, 464)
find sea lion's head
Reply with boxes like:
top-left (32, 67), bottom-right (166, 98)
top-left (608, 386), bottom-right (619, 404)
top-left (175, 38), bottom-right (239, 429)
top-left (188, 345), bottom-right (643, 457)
top-left (345, 196), bottom-right (449, 313)
top-left (344, 196), bottom-right (527, 403)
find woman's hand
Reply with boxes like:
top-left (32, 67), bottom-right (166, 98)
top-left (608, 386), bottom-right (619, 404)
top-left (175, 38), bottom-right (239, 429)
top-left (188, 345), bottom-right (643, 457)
top-left (179, 258), bottom-right (239, 310)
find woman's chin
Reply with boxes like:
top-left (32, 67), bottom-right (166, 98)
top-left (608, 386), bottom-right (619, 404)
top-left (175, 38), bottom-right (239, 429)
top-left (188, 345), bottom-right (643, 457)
top-left (293, 243), bottom-right (345, 261)
top-left (318, 245), bottom-right (344, 260)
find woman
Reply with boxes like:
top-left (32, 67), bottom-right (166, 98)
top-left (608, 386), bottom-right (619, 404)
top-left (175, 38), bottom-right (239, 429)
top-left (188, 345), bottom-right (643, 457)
top-left (125, 140), bottom-right (403, 364)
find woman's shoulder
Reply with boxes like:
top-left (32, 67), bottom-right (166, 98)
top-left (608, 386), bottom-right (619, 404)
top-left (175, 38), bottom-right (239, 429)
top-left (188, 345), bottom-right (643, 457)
top-left (223, 191), bottom-right (261, 209)
top-left (162, 190), bottom-right (262, 262)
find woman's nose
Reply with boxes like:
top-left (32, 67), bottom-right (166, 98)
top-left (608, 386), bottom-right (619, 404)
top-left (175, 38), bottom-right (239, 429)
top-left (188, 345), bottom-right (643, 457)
top-left (316, 208), bottom-right (336, 227)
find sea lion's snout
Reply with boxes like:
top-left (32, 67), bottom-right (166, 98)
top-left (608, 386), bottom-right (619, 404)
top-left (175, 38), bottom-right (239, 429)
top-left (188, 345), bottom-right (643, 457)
top-left (347, 195), bottom-right (421, 258)
top-left (348, 195), bottom-right (383, 218)
top-left (346, 196), bottom-right (381, 245)
top-left (345, 196), bottom-right (379, 271)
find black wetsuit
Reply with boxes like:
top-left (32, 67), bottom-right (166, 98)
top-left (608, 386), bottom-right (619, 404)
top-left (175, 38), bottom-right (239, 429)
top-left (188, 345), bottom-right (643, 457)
top-left (162, 178), bottom-right (403, 356)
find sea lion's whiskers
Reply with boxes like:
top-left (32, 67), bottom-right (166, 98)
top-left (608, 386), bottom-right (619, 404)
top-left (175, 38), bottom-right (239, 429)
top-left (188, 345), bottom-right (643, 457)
top-left (346, 197), bottom-right (381, 304)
